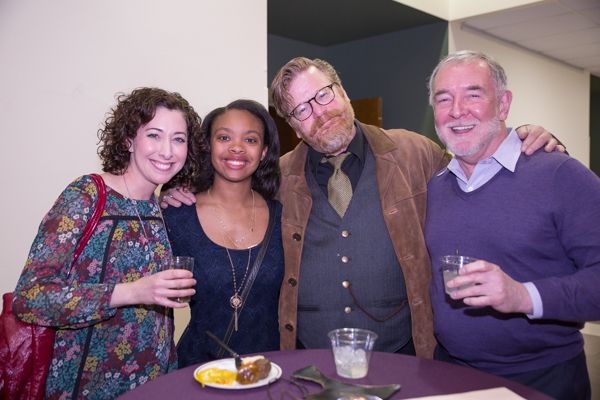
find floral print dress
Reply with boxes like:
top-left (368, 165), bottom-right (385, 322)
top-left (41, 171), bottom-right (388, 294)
top-left (12, 175), bottom-right (177, 400)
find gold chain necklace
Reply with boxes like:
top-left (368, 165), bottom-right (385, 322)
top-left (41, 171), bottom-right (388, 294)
top-left (216, 199), bottom-right (256, 228)
top-left (223, 238), bottom-right (251, 332)
top-left (208, 188), bottom-right (255, 331)
top-left (207, 188), bottom-right (255, 248)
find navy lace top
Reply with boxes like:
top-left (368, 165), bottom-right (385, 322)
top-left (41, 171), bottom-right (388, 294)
top-left (164, 198), bottom-right (284, 367)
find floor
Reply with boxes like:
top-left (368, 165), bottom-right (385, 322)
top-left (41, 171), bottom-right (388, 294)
top-left (583, 322), bottom-right (600, 400)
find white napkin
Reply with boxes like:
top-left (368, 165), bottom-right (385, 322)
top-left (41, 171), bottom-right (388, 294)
top-left (403, 387), bottom-right (526, 400)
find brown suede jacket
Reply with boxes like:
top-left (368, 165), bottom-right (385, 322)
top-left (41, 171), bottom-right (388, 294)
top-left (276, 122), bottom-right (450, 358)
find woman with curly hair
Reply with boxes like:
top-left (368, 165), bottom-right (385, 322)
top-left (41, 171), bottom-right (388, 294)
top-left (163, 99), bottom-right (284, 366)
top-left (12, 87), bottom-right (202, 399)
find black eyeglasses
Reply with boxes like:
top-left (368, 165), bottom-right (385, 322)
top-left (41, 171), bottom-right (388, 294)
top-left (288, 83), bottom-right (337, 121)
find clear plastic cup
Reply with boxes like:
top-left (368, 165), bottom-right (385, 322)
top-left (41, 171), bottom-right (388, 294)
top-left (167, 256), bottom-right (194, 303)
top-left (328, 328), bottom-right (378, 379)
top-left (441, 255), bottom-right (478, 295)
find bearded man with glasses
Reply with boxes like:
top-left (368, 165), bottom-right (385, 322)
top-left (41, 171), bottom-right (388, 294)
top-left (269, 57), bottom-right (561, 357)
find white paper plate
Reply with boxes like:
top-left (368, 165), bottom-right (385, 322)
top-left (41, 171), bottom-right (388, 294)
top-left (193, 358), bottom-right (282, 390)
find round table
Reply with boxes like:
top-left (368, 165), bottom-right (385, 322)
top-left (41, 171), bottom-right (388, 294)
top-left (117, 349), bottom-right (554, 399)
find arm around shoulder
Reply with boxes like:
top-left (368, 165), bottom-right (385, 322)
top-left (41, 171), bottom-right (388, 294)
top-left (386, 128), bottom-right (450, 179)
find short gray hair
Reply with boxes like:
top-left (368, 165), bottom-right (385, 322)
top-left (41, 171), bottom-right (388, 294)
top-left (427, 50), bottom-right (507, 106)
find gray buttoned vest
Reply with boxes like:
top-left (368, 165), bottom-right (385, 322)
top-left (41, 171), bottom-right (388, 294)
top-left (297, 146), bottom-right (412, 352)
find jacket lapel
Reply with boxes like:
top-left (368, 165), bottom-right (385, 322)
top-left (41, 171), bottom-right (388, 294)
top-left (284, 141), bottom-right (312, 199)
top-left (359, 122), bottom-right (399, 204)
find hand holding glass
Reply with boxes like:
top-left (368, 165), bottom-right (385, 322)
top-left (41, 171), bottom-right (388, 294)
top-left (167, 256), bottom-right (194, 303)
top-left (441, 255), bottom-right (478, 295)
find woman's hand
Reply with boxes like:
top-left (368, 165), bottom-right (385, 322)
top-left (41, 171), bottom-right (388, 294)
top-left (110, 269), bottom-right (196, 308)
top-left (159, 187), bottom-right (196, 209)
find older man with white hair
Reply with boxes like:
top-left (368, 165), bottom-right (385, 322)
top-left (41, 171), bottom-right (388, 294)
top-left (425, 50), bottom-right (600, 400)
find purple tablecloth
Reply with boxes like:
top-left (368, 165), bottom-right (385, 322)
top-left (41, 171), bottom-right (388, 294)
top-left (117, 349), bottom-right (554, 399)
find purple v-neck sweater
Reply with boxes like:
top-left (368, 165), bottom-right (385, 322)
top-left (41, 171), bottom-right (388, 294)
top-left (425, 149), bottom-right (600, 374)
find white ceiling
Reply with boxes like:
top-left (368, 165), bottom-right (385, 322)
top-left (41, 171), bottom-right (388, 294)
top-left (463, 0), bottom-right (600, 77)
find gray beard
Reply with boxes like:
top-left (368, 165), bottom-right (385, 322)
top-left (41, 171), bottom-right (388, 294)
top-left (308, 105), bottom-right (355, 155)
top-left (316, 129), bottom-right (353, 155)
top-left (436, 116), bottom-right (501, 157)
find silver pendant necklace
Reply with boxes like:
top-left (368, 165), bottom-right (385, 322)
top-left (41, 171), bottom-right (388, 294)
top-left (121, 173), bottom-right (173, 352)
top-left (122, 175), bottom-right (167, 256)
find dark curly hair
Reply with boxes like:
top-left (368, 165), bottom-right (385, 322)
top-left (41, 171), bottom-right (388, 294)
top-left (194, 99), bottom-right (280, 199)
top-left (97, 87), bottom-right (203, 189)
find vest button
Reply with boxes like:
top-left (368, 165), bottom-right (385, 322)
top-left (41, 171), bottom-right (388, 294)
top-left (344, 307), bottom-right (352, 313)
top-left (293, 233), bottom-right (301, 241)
top-left (285, 324), bottom-right (294, 332)
top-left (341, 230), bottom-right (349, 237)
top-left (342, 281), bottom-right (349, 288)
top-left (288, 278), bottom-right (297, 287)
top-left (341, 256), bottom-right (349, 263)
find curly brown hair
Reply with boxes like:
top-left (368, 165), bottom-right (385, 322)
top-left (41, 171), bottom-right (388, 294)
top-left (97, 87), bottom-right (203, 189)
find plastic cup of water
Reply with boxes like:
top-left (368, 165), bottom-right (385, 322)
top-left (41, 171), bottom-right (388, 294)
top-left (441, 255), bottom-right (478, 295)
top-left (328, 328), bottom-right (378, 379)
top-left (167, 256), bottom-right (194, 303)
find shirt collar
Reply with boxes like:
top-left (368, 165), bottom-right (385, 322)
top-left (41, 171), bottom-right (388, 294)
top-left (308, 120), bottom-right (366, 169)
top-left (437, 127), bottom-right (521, 178)
top-left (490, 128), bottom-right (521, 172)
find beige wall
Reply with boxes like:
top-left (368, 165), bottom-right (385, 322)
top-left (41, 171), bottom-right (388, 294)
top-left (449, 21), bottom-right (591, 165)
top-left (396, 0), bottom-right (591, 164)
top-left (0, 0), bottom-right (267, 332)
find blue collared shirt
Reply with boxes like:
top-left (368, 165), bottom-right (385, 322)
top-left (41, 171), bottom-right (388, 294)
top-left (437, 129), bottom-right (543, 318)
top-left (444, 128), bottom-right (521, 192)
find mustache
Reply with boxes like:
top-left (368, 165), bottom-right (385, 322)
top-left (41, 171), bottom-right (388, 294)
top-left (316, 110), bottom-right (344, 128)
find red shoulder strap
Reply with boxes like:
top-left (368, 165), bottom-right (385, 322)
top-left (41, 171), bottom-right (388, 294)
top-left (71, 174), bottom-right (107, 267)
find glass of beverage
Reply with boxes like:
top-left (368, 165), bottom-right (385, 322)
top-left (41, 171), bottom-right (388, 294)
top-left (167, 256), bottom-right (194, 303)
top-left (441, 255), bottom-right (478, 295)
top-left (328, 328), bottom-right (378, 379)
